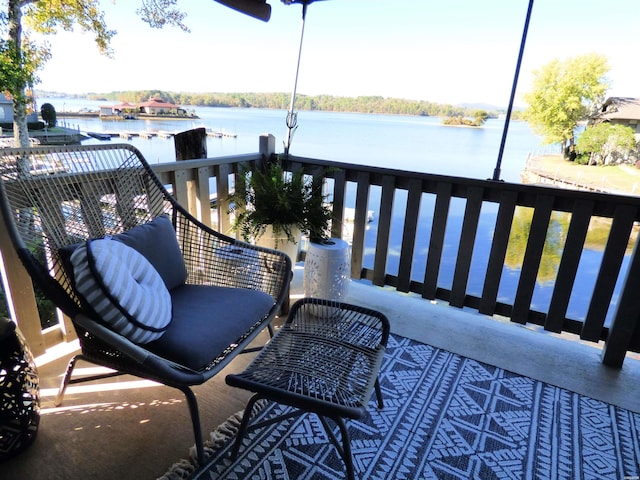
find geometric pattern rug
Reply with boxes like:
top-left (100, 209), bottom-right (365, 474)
top-left (160, 334), bottom-right (640, 480)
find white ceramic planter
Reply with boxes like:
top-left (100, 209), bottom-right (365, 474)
top-left (303, 238), bottom-right (350, 301)
top-left (255, 225), bottom-right (301, 264)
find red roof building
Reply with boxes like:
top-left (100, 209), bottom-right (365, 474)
top-left (138, 98), bottom-right (182, 115)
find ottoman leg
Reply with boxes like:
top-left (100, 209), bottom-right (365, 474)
top-left (231, 394), bottom-right (262, 459)
top-left (374, 378), bottom-right (384, 409)
top-left (317, 415), bottom-right (356, 480)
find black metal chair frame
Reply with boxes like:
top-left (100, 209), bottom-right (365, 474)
top-left (0, 143), bottom-right (291, 465)
top-left (226, 297), bottom-right (390, 480)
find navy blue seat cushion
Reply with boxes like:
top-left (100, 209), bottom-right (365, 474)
top-left (146, 285), bottom-right (274, 371)
top-left (113, 215), bottom-right (187, 290)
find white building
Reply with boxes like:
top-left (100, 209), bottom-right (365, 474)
top-left (0, 93), bottom-right (39, 123)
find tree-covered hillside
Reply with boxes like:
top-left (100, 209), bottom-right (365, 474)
top-left (56, 90), bottom-right (507, 118)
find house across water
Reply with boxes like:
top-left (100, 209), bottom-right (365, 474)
top-left (592, 97), bottom-right (640, 135)
top-left (99, 97), bottom-right (198, 120)
top-left (0, 93), bottom-right (39, 126)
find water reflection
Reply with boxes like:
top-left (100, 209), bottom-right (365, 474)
top-left (504, 207), bottom-right (565, 285)
top-left (505, 207), bottom-right (636, 284)
top-left (361, 196), bottom-right (637, 327)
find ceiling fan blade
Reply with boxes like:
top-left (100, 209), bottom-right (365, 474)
top-left (213, 0), bottom-right (272, 21)
top-left (281, 0), bottom-right (328, 4)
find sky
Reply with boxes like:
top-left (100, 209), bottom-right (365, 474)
top-left (34, 0), bottom-right (639, 107)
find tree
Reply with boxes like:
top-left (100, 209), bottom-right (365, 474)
top-left (473, 110), bottom-right (489, 125)
top-left (576, 123), bottom-right (637, 165)
top-left (523, 54), bottom-right (611, 155)
top-left (1, 0), bottom-right (188, 147)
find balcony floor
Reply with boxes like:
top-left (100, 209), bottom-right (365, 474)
top-left (4, 265), bottom-right (640, 480)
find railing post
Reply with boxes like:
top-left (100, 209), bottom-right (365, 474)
top-left (216, 163), bottom-right (233, 235)
top-left (197, 166), bottom-right (212, 228)
top-left (173, 169), bottom-right (191, 214)
top-left (0, 208), bottom-right (45, 356)
top-left (259, 134), bottom-right (276, 167)
top-left (351, 172), bottom-right (371, 280)
top-left (602, 235), bottom-right (640, 368)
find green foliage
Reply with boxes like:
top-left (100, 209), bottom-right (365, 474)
top-left (473, 110), bottom-right (489, 124)
top-left (23, 0), bottom-right (116, 56)
top-left (442, 110), bottom-right (488, 127)
top-left (136, 0), bottom-right (189, 32)
top-left (506, 206), bottom-right (637, 284)
top-left (523, 53), bottom-right (611, 149)
top-left (573, 153), bottom-right (591, 165)
top-left (84, 90), bottom-right (505, 119)
top-left (28, 233), bottom-right (58, 328)
top-left (1, 0), bottom-right (188, 147)
top-left (0, 284), bottom-right (8, 319)
top-left (576, 123), bottom-right (637, 165)
top-left (33, 285), bottom-right (57, 329)
top-left (1, 0), bottom-right (115, 146)
top-left (40, 102), bottom-right (56, 127)
top-left (228, 159), bottom-right (332, 244)
top-left (0, 37), bottom-right (48, 95)
top-left (505, 207), bottom-right (564, 284)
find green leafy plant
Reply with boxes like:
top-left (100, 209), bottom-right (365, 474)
top-left (576, 123), bottom-right (637, 165)
top-left (228, 158), bottom-right (332, 245)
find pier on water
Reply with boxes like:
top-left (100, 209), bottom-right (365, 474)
top-left (85, 129), bottom-right (238, 141)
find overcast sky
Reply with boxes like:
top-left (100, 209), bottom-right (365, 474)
top-left (35, 0), bottom-right (639, 107)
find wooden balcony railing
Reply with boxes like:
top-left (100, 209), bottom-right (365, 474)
top-left (2, 135), bottom-right (640, 368)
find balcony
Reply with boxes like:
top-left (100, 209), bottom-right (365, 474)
top-left (2, 138), bottom-right (640, 479)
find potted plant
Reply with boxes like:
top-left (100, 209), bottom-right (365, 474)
top-left (228, 157), bottom-right (333, 260)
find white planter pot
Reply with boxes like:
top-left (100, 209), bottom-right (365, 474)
top-left (255, 225), bottom-right (301, 264)
top-left (303, 238), bottom-right (350, 301)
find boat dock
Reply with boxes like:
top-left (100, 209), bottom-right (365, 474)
top-left (84, 129), bottom-right (237, 141)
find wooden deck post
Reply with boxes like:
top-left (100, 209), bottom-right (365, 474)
top-left (0, 208), bottom-right (45, 356)
top-left (602, 236), bottom-right (640, 368)
top-left (259, 133), bottom-right (276, 167)
top-left (174, 127), bottom-right (207, 161)
top-left (174, 128), bottom-right (208, 220)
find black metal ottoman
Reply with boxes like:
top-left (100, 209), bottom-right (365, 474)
top-left (226, 297), bottom-right (389, 480)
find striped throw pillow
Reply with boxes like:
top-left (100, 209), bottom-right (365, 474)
top-left (70, 238), bottom-right (172, 344)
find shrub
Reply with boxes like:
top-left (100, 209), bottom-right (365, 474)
top-left (577, 123), bottom-right (637, 165)
top-left (40, 103), bottom-right (57, 128)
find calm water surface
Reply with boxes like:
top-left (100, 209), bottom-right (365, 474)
top-left (53, 98), bottom-right (539, 181)
top-left (47, 98), bottom-right (626, 325)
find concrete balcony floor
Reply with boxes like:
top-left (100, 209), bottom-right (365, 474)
top-left (4, 265), bottom-right (640, 480)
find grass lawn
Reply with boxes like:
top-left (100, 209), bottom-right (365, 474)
top-left (526, 154), bottom-right (640, 196)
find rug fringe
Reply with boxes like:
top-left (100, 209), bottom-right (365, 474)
top-left (158, 401), bottom-right (267, 480)
top-left (157, 410), bottom-right (243, 480)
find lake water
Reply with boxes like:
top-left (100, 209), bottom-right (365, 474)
top-left (43, 98), bottom-right (626, 325)
top-left (50, 97), bottom-right (542, 181)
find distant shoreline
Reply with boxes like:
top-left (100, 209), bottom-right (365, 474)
top-left (36, 90), bottom-right (516, 121)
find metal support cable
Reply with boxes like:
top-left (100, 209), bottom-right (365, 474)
top-left (492, 0), bottom-right (535, 181)
top-left (284, 1), bottom-right (309, 156)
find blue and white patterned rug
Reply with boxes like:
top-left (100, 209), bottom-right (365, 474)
top-left (161, 335), bottom-right (640, 480)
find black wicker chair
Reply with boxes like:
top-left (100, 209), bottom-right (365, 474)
top-left (0, 143), bottom-right (291, 464)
